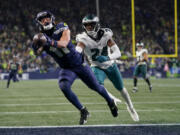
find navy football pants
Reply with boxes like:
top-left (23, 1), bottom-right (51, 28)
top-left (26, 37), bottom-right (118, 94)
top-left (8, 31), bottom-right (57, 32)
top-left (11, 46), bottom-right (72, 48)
top-left (58, 63), bottom-right (113, 110)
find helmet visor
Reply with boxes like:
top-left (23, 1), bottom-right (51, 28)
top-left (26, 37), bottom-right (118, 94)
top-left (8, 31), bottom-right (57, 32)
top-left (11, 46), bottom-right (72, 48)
top-left (83, 22), bottom-right (97, 31)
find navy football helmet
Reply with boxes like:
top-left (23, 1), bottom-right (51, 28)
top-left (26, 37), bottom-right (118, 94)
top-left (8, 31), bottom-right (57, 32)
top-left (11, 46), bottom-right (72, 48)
top-left (82, 14), bottom-right (100, 38)
top-left (35, 11), bottom-right (55, 31)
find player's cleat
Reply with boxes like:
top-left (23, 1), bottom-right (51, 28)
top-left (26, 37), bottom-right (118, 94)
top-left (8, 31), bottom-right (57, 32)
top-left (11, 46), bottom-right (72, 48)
top-left (108, 100), bottom-right (118, 117)
top-left (132, 87), bottom-right (138, 93)
top-left (149, 85), bottom-right (152, 92)
top-left (79, 107), bottom-right (90, 125)
top-left (127, 105), bottom-right (139, 122)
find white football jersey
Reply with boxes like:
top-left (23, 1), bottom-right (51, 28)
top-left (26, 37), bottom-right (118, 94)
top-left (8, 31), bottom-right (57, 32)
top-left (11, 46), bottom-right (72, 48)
top-left (136, 48), bottom-right (148, 65)
top-left (76, 28), bottom-right (114, 69)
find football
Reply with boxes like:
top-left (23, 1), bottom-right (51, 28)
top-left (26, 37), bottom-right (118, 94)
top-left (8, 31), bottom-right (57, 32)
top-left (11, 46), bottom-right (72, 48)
top-left (33, 33), bottom-right (47, 47)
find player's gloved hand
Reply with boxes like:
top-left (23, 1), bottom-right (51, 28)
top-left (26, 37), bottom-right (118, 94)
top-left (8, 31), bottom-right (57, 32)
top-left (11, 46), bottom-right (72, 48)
top-left (95, 56), bottom-right (110, 63)
top-left (31, 42), bottom-right (39, 51)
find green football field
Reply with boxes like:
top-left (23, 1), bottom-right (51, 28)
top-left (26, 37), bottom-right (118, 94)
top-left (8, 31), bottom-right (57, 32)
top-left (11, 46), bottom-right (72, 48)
top-left (0, 78), bottom-right (180, 126)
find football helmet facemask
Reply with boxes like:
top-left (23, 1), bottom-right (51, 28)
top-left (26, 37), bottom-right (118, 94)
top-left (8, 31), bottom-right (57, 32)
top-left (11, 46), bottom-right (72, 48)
top-left (82, 14), bottom-right (100, 38)
top-left (36, 11), bottom-right (55, 31)
top-left (136, 42), bottom-right (144, 47)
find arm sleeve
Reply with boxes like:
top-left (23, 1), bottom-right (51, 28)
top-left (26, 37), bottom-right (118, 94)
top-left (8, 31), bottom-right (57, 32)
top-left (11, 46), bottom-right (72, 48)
top-left (108, 44), bottom-right (121, 60)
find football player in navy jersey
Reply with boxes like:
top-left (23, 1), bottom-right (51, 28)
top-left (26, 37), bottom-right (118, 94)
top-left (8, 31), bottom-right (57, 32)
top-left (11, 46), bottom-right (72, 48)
top-left (7, 57), bottom-right (21, 88)
top-left (32, 11), bottom-right (118, 125)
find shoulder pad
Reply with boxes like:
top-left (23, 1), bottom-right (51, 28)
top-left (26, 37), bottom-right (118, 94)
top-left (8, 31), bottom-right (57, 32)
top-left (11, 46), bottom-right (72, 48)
top-left (56, 22), bottom-right (69, 28)
top-left (54, 22), bottom-right (69, 35)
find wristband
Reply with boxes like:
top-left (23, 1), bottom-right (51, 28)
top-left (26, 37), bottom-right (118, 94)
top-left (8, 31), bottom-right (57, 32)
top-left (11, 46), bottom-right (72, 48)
top-left (52, 40), bottom-right (58, 48)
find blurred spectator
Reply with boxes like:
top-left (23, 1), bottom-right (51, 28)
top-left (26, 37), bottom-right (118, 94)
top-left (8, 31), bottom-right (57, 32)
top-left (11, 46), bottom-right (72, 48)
top-left (0, 0), bottom-right (179, 75)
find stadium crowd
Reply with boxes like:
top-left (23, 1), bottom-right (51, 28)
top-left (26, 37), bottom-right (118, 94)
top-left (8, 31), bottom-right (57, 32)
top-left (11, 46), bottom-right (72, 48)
top-left (0, 0), bottom-right (180, 77)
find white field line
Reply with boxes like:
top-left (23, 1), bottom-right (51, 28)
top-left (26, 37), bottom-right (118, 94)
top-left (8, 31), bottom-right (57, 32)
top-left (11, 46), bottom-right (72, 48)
top-left (0, 109), bottom-right (179, 115)
top-left (1, 93), bottom-right (180, 98)
top-left (0, 94), bottom-right (177, 100)
top-left (1, 79), bottom-right (180, 87)
top-left (0, 101), bottom-right (180, 107)
top-left (0, 97), bottom-right (67, 101)
top-left (1, 123), bottom-right (180, 128)
top-left (0, 96), bottom-right (180, 101)
top-left (0, 91), bottom-right (180, 99)
top-left (124, 82), bottom-right (180, 87)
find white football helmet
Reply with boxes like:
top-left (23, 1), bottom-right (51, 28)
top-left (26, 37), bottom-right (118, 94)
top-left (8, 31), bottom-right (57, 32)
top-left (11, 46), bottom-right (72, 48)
top-left (82, 14), bottom-right (100, 39)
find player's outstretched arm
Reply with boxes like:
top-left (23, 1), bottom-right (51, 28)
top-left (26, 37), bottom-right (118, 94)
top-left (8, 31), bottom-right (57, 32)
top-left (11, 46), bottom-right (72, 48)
top-left (44, 29), bottom-right (70, 48)
top-left (57, 29), bottom-right (70, 48)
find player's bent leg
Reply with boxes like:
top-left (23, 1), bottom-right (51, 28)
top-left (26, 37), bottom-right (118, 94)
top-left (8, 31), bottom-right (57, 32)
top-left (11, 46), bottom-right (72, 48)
top-left (105, 64), bottom-right (124, 91)
top-left (76, 64), bottom-right (118, 117)
top-left (76, 64), bottom-right (113, 103)
top-left (59, 80), bottom-right (90, 125)
top-left (104, 65), bottom-right (139, 121)
top-left (144, 77), bottom-right (152, 92)
top-left (13, 73), bottom-right (19, 82)
top-left (91, 66), bottom-right (106, 85)
top-left (133, 76), bottom-right (138, 93)
top-left (7, 73), bottom-right (13, 88)
top-left (92, 67), bottom-right (121, 105)
top-left (121, 88), bottom-right (139, 121)
top-left (142, 65), bottom-right (152, 92)
top-left (58, 68), bottom-right (89, 124)
top-left (59, 80), bottom-right (83, 110)
top-left (13, 73), bottom-right (17, 82)
top-left (133, 65), bottom-right (140, 92)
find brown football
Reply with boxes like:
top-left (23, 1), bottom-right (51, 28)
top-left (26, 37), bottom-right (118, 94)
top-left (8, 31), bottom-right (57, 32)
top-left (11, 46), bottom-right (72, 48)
top-left (33, 33), bottom-right (47, 47)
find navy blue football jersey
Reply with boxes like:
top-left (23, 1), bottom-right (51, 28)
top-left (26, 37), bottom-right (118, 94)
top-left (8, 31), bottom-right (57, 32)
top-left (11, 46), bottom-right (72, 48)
top-left (10, 63), bottom-right (19, 72)
top-left (33, 22), bottom-right (84, 68)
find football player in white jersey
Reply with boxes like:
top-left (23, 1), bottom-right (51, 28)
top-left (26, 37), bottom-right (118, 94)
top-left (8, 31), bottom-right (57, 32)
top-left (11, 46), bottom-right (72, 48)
top-left (133, 42), bottom-right (152, 93)
top-left (75, 14), bottom-right (139, 122)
